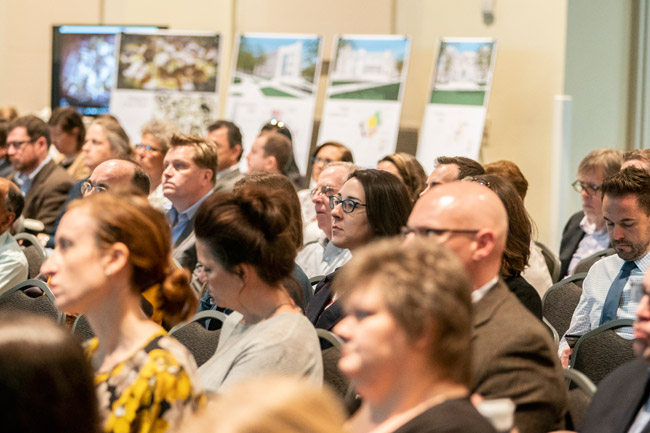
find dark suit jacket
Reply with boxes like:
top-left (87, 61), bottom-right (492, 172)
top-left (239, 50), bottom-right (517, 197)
top-left (579, 359), bottom-right (650, 433)
top-left (472, 280), bottom-right (568, 433)
top-left (559, 211), bottom-right (586, 279)
top-left (505, 274), bottom-right (542, 320)
top-left (306, 270), bottom-right (343, 331)
top-left (10, 160), bottom-right (73, 232)
top-left (214, 167), bottom-right (244, 193)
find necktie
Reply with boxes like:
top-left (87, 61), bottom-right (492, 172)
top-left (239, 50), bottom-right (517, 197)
top-left (600, 260), bottom-right (637, 325)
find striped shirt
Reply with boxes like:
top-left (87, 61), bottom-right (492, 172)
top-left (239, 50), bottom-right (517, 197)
top-left (558, 249), bottom-right (650, 355)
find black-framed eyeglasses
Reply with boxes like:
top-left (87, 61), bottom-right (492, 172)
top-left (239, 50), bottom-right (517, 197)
top-left (5, 140), bottom-right (33, 150)
top-left (329, 195), bottom-right (367, 213)
top-left (310, 185), bottom-right (337, 198)
top-left (572, 180), bottom-right (601, 195)
top-left (134, 143), bottom-right (162, 153)
top-left (400, 226), bottom-right (480, 239)
top-left (81, 181), bottom-right (107, 196)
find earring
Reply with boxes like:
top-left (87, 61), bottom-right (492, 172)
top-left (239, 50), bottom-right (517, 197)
top-left (104, 269), bottom-right (111, 277)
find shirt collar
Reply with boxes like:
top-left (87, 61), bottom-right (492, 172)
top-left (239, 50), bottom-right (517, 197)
top-left (579, 214), bottom-right (607, 236)
top-left (167, 189), bottom-right (212, 223)
top-left (217, 165), bottom-right (239, 180)
top-left (472, 275), bottom-right (499, 303)
top-left (16, 155), bottom-right (51, 182)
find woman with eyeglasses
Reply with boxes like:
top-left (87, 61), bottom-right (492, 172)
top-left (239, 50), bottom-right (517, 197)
top-left (137, 119), bottom-right (177, 211)
top-left (299, 141), bottom-right (354, 245)
top-left (195, 184), bottom-right (323, 393)
top-left (41, 192), bottom-right (202, 433)
top-left (306, 169), bottom-right (412, 332)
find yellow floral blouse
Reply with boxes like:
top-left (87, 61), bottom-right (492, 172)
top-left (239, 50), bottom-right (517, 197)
top-left (86, 330), bottom-right (204, 433)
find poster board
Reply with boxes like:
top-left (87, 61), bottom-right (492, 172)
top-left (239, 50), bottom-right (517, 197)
top-left (110, 30), bottom-right (221, 143)
top-left (225, 33), bottom-right (324, 174)
top-left (417, 38), bottom-right (498, 174)
top-left (317, 34), bottom-right (411, 168)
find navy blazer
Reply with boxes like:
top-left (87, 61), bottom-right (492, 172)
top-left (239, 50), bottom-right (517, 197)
top-left (306, 270), bottom-right (343, 331)
top-left (559, 211), bottom-right (586, 279)
top-left (580, 359), bottom-right (650, 433)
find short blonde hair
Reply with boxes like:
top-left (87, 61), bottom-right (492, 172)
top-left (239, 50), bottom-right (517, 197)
top-left (182, 377), bottom-right (346, 433)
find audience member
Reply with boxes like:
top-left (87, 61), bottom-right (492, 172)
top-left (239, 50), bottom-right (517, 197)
top-left (163, 134), bottom-right (217, 286)
top-left (194, 185), bottom-right (322, 392)
top-left (621, 149), bottom-right (650, 172)
top-left (0, 106), bottom-right (18, 121)
top-left (560, 148), bottom-right (622, 278)
top-left (406, 181), bottom-right (567, 433)
top-left (0, 178), bottom-right (27, 295)
top-left (82, 159), bottom-right (150, 197)
top-left (377, 152), bottom-right (427, 203)
top-left (485, 160), bottom-right (553, 297)
top-left (207, 119), bottom-right (244, 192)
top-left (559, 167), bottom-right (650, 367)
top-left (0, 120), bottom-right (13, 178)
top-left (48, 107), bottom-right (89, 180)
top-left (0, 314), bottom-right (99, 433)
top-left (467, 174), bottom-right (542, 318)
top-left (578, 269), bottom-right (650, 433)
top-left (230, 172), bottom-right (313, 310)
top-left (296, 162), bottom-right (356, 279)
top-left (183, 377), bottom-right (346, 433)
top-left (420, 155), bottom-right (485, 196)
top-left (41, 192), bottom-right (202, 432)
top-left (43, 116), bottom-right (133, 248)
top-left (301, 141), bottom-right (354, 245)
top-left (306, 169), bottom-right (411, 332)
top-left (137, 119), bottom-right (177, 210)
top-left (334, 238), bottom-right (497, 433)
top-left (260, 119), bottom-right (306, 189)
top-left (6, 115), bottom-right (73, 231)
top-left (246, 132), bottom-right (292, 176)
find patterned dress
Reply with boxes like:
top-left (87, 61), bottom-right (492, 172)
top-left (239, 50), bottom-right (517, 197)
top-left (86, 330), bottom-right (204, 433)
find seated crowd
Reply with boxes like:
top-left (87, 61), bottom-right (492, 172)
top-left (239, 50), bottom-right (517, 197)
top-left (1, 104), bottom-right (649, 433)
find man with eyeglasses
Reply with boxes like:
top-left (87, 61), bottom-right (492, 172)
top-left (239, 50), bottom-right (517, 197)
top-left (295, 162), bottom-right (356, 279)
top-left (6, 115), bottom-right (73, 232)
top-left (405, 181), bottom-right (567, 433)
top-left (82, 159), bottom-right (150, 197)
top-left (559, 148), bottom-right (623, 279)
top-left (559, 167), bottom-right (650, 368)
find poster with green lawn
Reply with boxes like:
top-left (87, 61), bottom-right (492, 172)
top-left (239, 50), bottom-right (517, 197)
top-left (417, 38), bottom-right (497, 174)
top-left (226, 33), bottom-right (323, 174)
top-left (318, 35), bottom-right (411, 168)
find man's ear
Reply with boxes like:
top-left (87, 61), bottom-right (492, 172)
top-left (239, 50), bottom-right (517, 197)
top-left (264, 155), bottom-right (278, 172)
top-left (0, 211), bottom-right (15, 234)
top-left (233, 144), bottom-right (243, 161)
top-left (201, 168), bottom-right (214, 185)
top-left (471, 229), bottom-right (496, 262)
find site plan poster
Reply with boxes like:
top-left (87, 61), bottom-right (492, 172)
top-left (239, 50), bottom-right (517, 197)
top-left (417, 38), bottom-right (497, 174)
top-left (226, 33), bottom-right (324, 174)
top-left (318, 35), bottom-right (411, 168)
top-left (110, 30), bottom-right (221, 143)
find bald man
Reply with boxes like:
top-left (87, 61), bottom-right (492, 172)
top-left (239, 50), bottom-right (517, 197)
top-left (0, 178), bottom-right (28, 295)
top-left (84, 159), bottom-right (150, 197)
top-left (406, 182), bottom-right (567, 433)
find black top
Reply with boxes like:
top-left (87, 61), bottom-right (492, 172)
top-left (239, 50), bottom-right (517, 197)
top-left (392, 398), bottom-right (497, 433)
top-left (504, 274), bottom-right (542, 320)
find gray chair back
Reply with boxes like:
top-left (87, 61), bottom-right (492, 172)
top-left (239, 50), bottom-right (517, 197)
top-left (169, 310), bottom-right (226, 367)
top-left (573, 248), bottom-right (615, 275)
top-left (535, 241), bottom-right (562, 283)
top-left (542, 273), bottom-right (587, 339)
top-left (563, 368), bottom-right (596, 430)
top-left (570, 319), bottom-right (635, 385)
top-left (0, 279), bottom-right (62, 324)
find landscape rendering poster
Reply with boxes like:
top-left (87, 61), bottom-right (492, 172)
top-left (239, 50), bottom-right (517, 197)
top-left (110, 30), bottom-right (221, 141)
top-left (417, 38), bottom-right (497, 174)
top-left (317, 35), bottom-right (411, 168)
top-left (226, 33), bottom-right (323, 174)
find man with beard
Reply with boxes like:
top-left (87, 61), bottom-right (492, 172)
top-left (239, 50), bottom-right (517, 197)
top-left (578, 268), bottom-right (650, 432)
top-left (559, 167), bottom-right (650, 367)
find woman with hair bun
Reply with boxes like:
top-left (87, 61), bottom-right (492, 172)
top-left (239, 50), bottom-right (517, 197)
top-left (41, 192), bottom-right (203, 433)
top-left (195, 184), bottom-right (323, 393)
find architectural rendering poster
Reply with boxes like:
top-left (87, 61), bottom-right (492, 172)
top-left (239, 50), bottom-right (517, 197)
top-left (417, 38), bottom-right (497, 174)
top-left (226, 33), bottom-right (324, 174)
top-left (318, 35), bottom-right (411, 168)
top-left (110, 30), bottom-right (221, 142)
